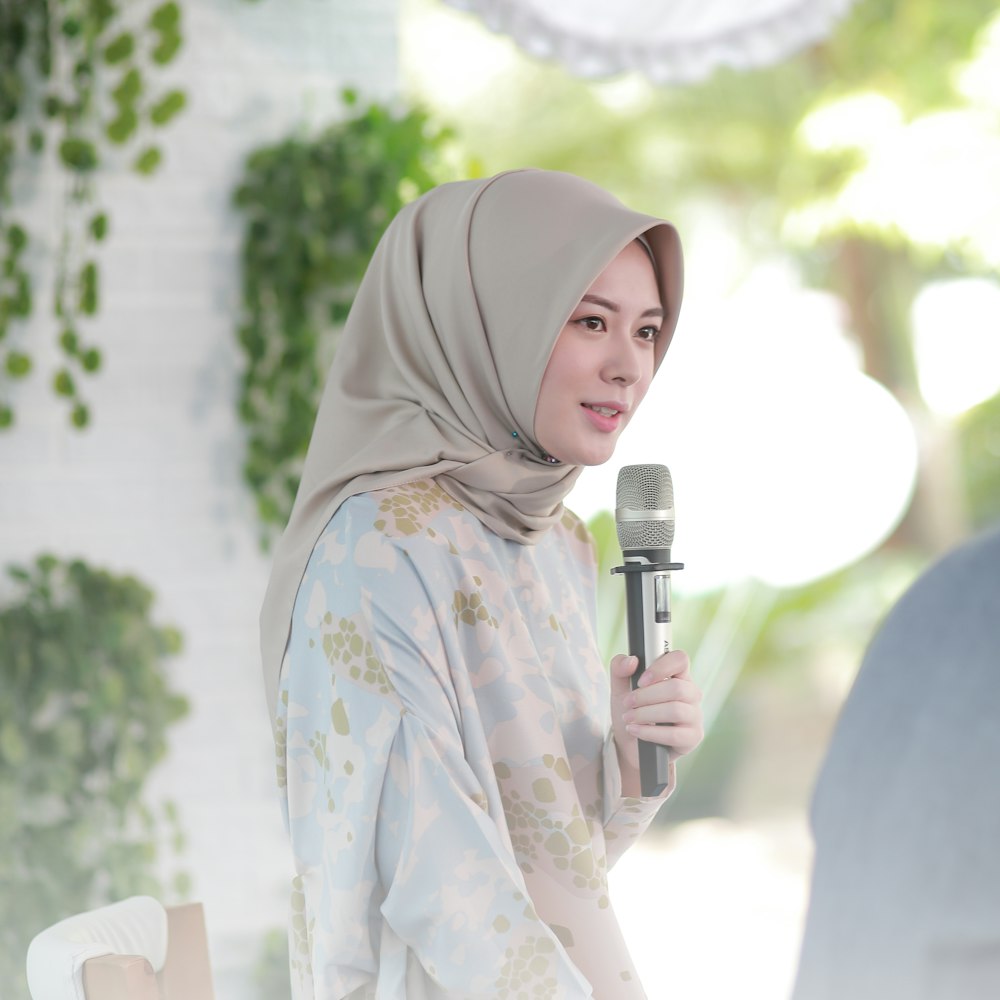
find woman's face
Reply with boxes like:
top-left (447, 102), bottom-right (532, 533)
top-left (534, 240), bottom-right (663, 466)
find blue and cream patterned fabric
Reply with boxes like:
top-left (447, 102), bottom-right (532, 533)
top-left (276, 480), bottom-right (670, 998)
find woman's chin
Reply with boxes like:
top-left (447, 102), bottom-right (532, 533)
top-left (554, 440), bottom-right (619, 467)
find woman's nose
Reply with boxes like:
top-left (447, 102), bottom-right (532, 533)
top-left (601, 333), bottom-right (642, 386)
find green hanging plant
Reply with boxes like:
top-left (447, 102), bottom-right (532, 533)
top-left (0, 553), bottom-right (190, 995)
top-left (0, 0), bottom-right (188, 429)
top-left (233, 89), bottom-right (459, 542)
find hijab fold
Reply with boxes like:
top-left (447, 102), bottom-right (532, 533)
top-left (260, 169), bottom-right (684, 728)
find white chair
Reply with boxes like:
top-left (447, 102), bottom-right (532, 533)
top-left (26, 895), bottom-right (215, 1000)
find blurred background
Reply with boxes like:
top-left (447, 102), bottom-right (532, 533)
top-left (1, 0), bottom-right (998, 996)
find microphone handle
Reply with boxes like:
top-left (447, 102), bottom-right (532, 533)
top-left (622, 550), bottom-right (676, 797)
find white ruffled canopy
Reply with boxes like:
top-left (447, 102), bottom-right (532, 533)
top-left (442, 0), bottom-right (857, 83)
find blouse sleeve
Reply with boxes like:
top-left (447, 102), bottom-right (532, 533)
top-left (375, 709), bottom-right (596, 997)
top-left (601, 732), bottom-right (675, 869)
top-left (366, 548), bottom-right (656, 999)
top-left (280, 534), bottom-right (596, 998)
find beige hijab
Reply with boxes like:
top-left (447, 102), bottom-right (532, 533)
top-left (259, 169), bottom-right (683, 726)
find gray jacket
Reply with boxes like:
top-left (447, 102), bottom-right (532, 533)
top-left (792, 525), bottom-right (1000, 1000)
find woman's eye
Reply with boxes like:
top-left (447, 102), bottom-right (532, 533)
top-left (576, 315), bottom-right (605, 331)
top-left (637, 326), bottom-right (660, 342)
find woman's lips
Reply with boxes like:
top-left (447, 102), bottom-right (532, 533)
top-left (581, 402), bottom-right (622, 432)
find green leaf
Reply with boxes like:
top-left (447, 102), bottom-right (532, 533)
top-left (151, 32), bottom-right (182, 65)
top-left (29, 130), bottom-right (45, 154)
top-left (53, 369), bottom-right (75, 397)
top-left (58, 137), bottom-right (99, 172)
top-left (149, 89), bottom-right (186, 127)
top-left (133, 146), bottom-right (162, 175)
top-left (0, 404), bottom-right (13, 429)
top-left (70, 403), bottom-right (90, 428)
top-left (150, 2), bottom-right (181, 31)
top-left (112, 68), bottom-right (143, 106)
top-left (36, 553), bottom-right (58, 573)
top-left (104, 32), bottom-right (135, 65)
top-left (12, 274), bottom-right (31, 316)
top-left (81, 348), bottom-right (101, 373)
top-left (73, 59), bottom-right (94, 87)
top-left (79, 262), bottom-right (99, 315)
top-left (59, 329), bottom-right (79, 355)
top-left (89, 213), bottom-right (109, 242)
top-left (161, 626), bottom-right (183, 656)
top-left (93, 0), bottom-right (117, 30)
top-left (106, 107), bottom-right (139, 144)
top-left (4, 351), bottom-right (32, 378)
top-left (7, 224), bottom-right (27, 254)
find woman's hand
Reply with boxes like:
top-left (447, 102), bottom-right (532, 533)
top-left (610, 650), bottom-right (704, 798)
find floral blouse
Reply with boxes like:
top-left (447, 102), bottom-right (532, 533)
top-left (275, 480), bottom-right (672, 999)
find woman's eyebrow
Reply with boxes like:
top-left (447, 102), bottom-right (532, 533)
top-left (581, 294), bottom-right (665, 318)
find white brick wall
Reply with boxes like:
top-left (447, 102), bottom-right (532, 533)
top-left (1, 1), bottom-right (399, 994)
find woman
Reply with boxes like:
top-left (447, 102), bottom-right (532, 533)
top-left (260, 169), bottom-right (704, 998)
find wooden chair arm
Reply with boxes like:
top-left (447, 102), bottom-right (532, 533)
top-left (82, 955), bottom-right (159, 1000)
top-left (81, 902), bottom-right (214, 1000)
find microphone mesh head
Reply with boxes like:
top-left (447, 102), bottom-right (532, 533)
top-left (616, 464), bottom-right (675, 550)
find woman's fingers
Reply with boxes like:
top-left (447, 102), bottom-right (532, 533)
top-left (623, 699), bottom-right (700, 728)
top-left (610, 648), bottom-right (704, 760)
top-left (625, 676), bottom-right (701, 709)
top-left (636, 648), bottom-right (690, 686)
top-left (626, 721), bottom-right (703, 753)
top-left (618, 648), bottom-right (704, 757)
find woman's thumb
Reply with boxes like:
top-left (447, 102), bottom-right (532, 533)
top-left (609, 654), bottom-right (638, 699)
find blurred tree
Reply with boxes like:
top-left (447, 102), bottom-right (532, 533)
top-left (958, 391), bottom-right (1000, 531)
top-left (616, 0), bottom-right (1000, 632)
top-left (408, 0), bottom-right (1000, 555)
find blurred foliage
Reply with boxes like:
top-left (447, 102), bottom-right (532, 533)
top-left (0, 0), bottom-right (187, 429)
top-left (232, 89), bottom-right (458, 543)
top-left (254, 926), bottom-right (293, 1000)
top-left (639, 0), bottom-right (1000, 209)
top-left (412, 0), bottom-right (1000, 554)
top-left (958, 391), bottom-right (1000, 531)
top-left (419, 0), bottom-right (998, 234)
top-left (0, 554), bottom-right (190, 994)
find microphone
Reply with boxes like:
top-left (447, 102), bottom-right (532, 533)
top-left (612, 464), bottom-right (684, 797)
